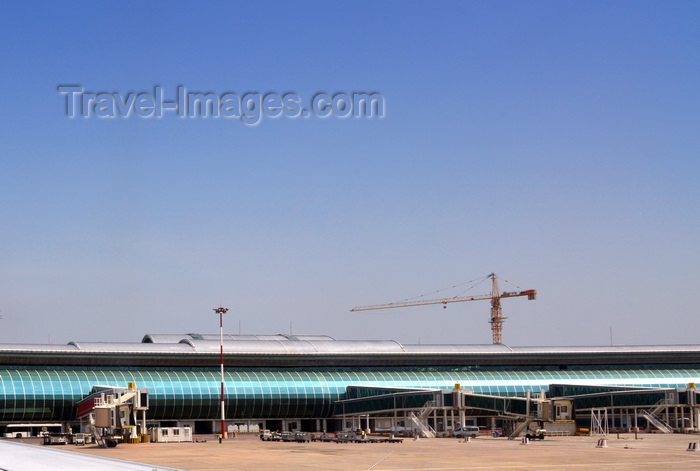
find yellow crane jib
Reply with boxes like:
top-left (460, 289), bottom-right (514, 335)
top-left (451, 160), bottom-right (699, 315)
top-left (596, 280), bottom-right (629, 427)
top-left (350, 273), bottom-right (536, 345)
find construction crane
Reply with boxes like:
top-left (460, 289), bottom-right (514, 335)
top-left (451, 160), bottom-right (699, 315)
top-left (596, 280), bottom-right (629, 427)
top-left (350, 273), bottom-right (536, 344)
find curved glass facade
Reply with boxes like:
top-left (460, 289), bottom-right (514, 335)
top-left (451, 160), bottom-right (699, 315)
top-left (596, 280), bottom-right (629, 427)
top-left (2, 367), bottom-right (699, 422)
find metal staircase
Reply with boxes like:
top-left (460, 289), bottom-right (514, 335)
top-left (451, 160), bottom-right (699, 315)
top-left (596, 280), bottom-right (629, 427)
top-left (641, 399), bottom-right (674, 433)
top-left (407, 401), bottom-right (437, 438)
top-left (649, 399), bottom-right (670, 418)
top-left (641, 411), bottom-right (673, 434)
top-left (508, 417), bottom-right (536, 439)
top-left (87, 414), bottom-right (106, 447)
top-left (408, 412), bottom-right (435, 438)
top-left (418, 400), bottom-right (437, 420)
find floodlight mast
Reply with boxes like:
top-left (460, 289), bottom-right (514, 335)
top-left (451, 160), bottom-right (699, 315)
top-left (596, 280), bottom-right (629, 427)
top-left (213, 306), bottom-right (229, 438)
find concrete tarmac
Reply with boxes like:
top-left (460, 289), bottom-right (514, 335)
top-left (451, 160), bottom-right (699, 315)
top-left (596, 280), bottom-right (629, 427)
top-left (12, 433), bottom-right (700, 470)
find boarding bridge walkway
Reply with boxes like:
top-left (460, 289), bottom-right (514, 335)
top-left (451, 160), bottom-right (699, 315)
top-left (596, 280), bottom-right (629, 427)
top-left (332, 387), bottom-right (546, 438)
top-left (460, 392), bottom-right (542, 417)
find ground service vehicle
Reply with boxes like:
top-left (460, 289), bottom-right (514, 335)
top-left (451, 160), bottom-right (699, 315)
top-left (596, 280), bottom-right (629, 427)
top-left (3, 424), bottom-right (62, 438)
top-left (453, 426), bottom-right (480, 438)
top-left (282, 431), bottom-right (311, 442)
top-left (525, 429), bottom-right (547, 440)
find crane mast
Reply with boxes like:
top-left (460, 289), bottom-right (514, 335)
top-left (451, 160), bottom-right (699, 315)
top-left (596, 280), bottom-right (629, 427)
top-left (489, 274), bottom-right (504, 344)
top-left (351, 273), bottom-right (536, 344)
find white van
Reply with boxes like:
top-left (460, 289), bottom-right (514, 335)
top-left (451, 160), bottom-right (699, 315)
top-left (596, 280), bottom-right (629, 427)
top-left (453, 426), bottom-right (480, 438)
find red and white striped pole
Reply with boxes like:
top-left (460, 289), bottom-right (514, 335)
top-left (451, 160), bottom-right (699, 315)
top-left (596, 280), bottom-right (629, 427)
top-left (214, 306), bottom-right (229, 439)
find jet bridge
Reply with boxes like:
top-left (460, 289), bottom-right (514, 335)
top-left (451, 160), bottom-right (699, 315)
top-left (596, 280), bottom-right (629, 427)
top-left (332, 385), bottom-right (549, 437)
top-left (76, 382), bottom-right (149, 446)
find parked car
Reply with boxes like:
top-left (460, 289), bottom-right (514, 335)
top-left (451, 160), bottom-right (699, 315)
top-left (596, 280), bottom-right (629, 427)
top-left (453, 426), bottom-right (480, 438)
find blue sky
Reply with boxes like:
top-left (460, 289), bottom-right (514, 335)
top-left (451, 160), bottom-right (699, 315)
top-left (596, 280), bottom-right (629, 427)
top-left (1, 1), bottom-right (698, 346)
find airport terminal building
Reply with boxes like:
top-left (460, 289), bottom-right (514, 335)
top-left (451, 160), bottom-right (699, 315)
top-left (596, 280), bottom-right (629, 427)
top-left (2, 333), bottom-right (700, 435)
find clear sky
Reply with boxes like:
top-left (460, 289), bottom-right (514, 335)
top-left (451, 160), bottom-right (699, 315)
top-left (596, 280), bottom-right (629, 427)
top-left (1, 1), bottom-right (698, 346)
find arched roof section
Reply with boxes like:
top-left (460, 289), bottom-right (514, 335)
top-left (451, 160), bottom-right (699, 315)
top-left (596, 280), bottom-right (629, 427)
top-left (69, 342), bottom-right (193, 352)
top-left (178, 339), bottom-right (405, 354)
top-left (142, 333), bottom-right (336, 343)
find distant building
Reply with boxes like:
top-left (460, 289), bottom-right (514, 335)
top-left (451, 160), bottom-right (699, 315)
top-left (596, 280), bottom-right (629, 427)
top-left (1, 334), bottom-right (700, 434)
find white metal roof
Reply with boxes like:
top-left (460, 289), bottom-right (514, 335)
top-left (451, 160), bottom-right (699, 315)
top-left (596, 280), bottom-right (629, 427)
top-left (142, 333), bottom-right (335, 343)
top-left (178, 339), bottom-right (405, 354)
top-left (67, 341), bottom-right (193, 352)
top-left (2, 333), bottom-right (700, 356)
